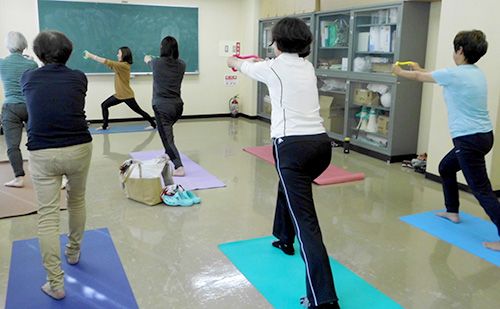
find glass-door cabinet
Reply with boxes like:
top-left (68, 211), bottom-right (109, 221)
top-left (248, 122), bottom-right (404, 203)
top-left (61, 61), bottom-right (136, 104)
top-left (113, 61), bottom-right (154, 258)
top-left (257, 14), bottom-right (313, 120)
top-left (317, 76), bottom-right (347, 140)
top-left (314, 11), bottom-right (351, 74)
top-left (351, 6), bottom-right (398, 76)
top-left (346, 80), bottom-right (393, 155)
top-left (256, 2), bottom-right (429, 162)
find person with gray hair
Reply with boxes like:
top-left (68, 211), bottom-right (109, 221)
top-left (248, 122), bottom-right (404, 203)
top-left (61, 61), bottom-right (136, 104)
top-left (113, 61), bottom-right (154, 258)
top-left (0, 31), bottom-right (38, 187)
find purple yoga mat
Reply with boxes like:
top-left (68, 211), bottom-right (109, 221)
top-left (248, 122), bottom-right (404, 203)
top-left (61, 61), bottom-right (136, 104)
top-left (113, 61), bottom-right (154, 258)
top-left (130, 150), bottom-right (226, 191)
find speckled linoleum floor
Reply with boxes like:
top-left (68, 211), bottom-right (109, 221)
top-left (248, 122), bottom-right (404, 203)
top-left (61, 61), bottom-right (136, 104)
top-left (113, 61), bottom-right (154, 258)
top-left (1, 117), bottom-right (499, 309)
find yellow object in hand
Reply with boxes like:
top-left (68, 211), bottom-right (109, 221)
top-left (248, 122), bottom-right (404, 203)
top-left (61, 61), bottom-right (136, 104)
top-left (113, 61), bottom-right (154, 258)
top-left (396, 61), bottom-right (414, 66)
top-left (393, 61), bottom-right (415, 76)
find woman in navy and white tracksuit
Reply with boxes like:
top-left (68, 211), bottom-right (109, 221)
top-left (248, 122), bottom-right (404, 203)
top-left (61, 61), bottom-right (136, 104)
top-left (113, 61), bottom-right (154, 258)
top-left (228, 17), bottom-right (339, 309)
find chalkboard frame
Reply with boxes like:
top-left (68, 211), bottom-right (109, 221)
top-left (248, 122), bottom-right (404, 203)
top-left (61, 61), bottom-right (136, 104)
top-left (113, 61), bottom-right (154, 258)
top-left (37, 0), bottom-right (199, 75)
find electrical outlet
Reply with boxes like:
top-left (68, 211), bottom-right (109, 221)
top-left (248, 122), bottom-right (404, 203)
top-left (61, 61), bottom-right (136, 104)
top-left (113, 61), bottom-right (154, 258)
top-left (219, 41), bottom-right (239, 57)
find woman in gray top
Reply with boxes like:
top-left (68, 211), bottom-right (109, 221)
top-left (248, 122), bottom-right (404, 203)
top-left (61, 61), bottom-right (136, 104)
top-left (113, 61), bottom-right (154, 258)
top-left (144, 36), bottom-right (186, 176)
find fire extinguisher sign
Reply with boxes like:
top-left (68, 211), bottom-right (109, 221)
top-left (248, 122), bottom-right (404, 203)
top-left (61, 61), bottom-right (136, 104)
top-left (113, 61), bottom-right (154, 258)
top-left (224, 74), bottom-right (238, 86)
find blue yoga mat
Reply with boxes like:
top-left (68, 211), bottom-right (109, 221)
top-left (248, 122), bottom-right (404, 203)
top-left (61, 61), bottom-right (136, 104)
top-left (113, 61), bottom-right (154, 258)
top-left (400, 210), bottom-right (500, 267)
top-left (89, 124), bottom-right (155, 134)
top-left (6, 228), bottom-right (138, 309)
top-left (218, 236), bottom-right (403, 309)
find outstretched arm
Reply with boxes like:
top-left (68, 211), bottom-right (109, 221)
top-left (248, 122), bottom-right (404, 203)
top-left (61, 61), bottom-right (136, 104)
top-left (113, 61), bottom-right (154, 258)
top-left (392, 62), bottom-right (436, 83)
top-left (85, 51), bottom-right (106, 64)
top-left (227, 57), bottom-right (243, 71)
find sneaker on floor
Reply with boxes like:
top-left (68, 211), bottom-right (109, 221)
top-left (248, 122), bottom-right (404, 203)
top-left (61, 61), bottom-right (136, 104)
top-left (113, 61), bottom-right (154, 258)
top-left (182, 191), bottom-right (201, 204)
top-left (162, 191), bottom-right (193, 207)
top-left (272, 240), bottom-right (295, 255)
top-left (4, 176), bottom-right (24, 188)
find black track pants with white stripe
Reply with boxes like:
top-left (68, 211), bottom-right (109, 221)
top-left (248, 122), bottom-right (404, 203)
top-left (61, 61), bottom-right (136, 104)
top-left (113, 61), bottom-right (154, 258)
top-left (272, 133), bottom-right (338, 306)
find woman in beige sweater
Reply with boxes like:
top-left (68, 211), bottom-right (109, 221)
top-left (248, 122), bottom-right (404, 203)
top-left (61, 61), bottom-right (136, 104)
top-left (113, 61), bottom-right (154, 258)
top-left (85, 47), bottom-right (156, 130)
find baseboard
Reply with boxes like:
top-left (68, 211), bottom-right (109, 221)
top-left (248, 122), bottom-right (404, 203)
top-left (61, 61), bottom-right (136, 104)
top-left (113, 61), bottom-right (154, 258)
top-left (425, 172), bottom-right (500, 197)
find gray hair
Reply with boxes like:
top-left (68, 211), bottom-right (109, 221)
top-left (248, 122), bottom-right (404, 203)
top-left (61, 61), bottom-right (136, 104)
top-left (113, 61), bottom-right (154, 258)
top-left (5, 31), bottom-right (28, 53)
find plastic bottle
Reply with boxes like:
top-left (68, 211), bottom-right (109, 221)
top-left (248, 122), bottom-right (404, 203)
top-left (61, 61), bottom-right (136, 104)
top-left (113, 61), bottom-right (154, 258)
top-left (344, 137), bottom-right (350, 154)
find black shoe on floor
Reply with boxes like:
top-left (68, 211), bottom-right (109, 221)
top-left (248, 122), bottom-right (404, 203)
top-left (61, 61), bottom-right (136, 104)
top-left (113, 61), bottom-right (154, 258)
top-left (272, 240), bottom-right (295, 255)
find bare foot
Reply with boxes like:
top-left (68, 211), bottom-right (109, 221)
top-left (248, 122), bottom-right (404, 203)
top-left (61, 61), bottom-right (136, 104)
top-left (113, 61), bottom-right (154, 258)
top-left (144, 126), bottom-right (155, 130)
top-left (435, 211), bottom-right (460, 223)
top-left (41, 282), bottom-right (65, 299)
top-left (483, 241), bottom-right (500, 251)
top-left (65, 250), bottom-right (80, 265)
top-left (4, 176), bottom-right (24, 188)
top-left (173, 166), bottom-right (185, 176)
top-left (95, 126), bottom-right (107, 131)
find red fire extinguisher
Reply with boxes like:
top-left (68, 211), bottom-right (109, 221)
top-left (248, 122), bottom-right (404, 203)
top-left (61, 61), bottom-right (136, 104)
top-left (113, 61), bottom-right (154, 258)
top-left (229, 95), bottom-right (239, 118)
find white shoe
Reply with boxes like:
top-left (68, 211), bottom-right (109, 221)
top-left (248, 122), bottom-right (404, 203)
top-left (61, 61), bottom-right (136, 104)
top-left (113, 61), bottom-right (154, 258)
top-left (5, 176), bottom-right (24, 188)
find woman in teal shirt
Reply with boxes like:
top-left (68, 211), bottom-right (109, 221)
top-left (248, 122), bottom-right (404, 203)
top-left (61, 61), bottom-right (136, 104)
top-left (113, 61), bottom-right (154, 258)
top-left (392, 30), bottom-right (500, 251)
top-left (0, 31), bottom-right (38, 188)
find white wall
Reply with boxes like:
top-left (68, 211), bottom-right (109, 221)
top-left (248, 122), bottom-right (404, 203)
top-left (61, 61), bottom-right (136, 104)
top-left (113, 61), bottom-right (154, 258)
top-left (416, 1), bottom-right (440, 156)
top-left (425, 0), bottom-right (500, 189)
top-left (0, 0), bottom-right (260, 120)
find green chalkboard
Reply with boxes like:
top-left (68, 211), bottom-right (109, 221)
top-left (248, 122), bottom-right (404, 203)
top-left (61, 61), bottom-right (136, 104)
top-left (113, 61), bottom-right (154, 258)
top-left (38, 0), bottom-right (199, 74)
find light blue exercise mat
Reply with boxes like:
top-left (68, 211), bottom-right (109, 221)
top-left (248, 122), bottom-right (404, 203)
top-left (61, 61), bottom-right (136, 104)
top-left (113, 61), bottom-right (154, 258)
top-left (88, 124), bottom-right (156, 134)
top-left (400, 210), bottom-right (500, 267)
top-left (6, 228), bottom-right (138, 309)
top-left (218, 236), bottom-right (403, 308)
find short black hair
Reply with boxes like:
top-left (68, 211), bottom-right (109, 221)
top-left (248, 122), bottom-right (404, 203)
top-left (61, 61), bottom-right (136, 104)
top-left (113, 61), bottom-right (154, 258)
top-left (453, 30), bottom-right (488, 64)
top-left (119, 46), bottom-right (133, 64)
top-left (272, 17), bottom-right (313, 57)
top-left (33, 30), bottom-right (73, 65)
top-left (160, 36), bottom-right (179, 59)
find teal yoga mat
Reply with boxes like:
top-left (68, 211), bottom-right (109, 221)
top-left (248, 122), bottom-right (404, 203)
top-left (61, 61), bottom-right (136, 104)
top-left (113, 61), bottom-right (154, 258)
top-left (400, 210), bottom-right (500, 267)
top-left (218, 236), bottom-right (403, 308)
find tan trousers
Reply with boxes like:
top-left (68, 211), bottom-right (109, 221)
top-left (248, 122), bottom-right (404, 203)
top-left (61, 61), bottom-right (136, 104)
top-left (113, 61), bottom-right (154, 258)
top-left (29, 142), bottom-right (92, 290)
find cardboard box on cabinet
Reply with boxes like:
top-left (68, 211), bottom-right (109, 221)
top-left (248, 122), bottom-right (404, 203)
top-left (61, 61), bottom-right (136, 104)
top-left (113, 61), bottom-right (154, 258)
top-left (353, 89), bottom-right (380, 106)
top-left (377, 115), bottom-right (389, 135)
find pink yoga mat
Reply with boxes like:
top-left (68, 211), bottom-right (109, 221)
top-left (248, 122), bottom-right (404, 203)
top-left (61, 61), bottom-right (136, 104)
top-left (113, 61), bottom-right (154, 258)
top-left (243, 146), bottom-right (365, 185)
